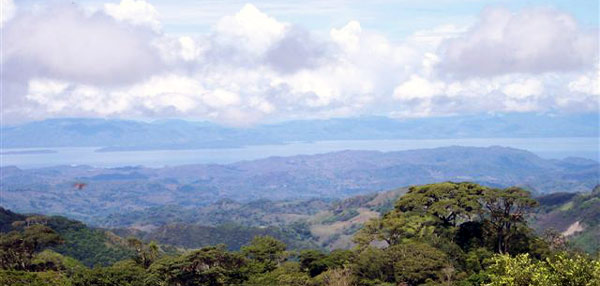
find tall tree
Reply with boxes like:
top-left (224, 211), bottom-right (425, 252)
top-left (482, 187), bottom-right (538, 254)
top-left (127, 237), bottom-right (159, 268)
top-left (395, 182), bottom-right (486, 227)
top-left (354, 211), bottom-right (436, 247)
top-left (242, 235), bottom-right (287, 273)
top-left (0, 225), bottom-right (62, 270)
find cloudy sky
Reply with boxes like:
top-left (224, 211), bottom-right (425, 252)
top-left (1, 0), bottom-right (598, 126)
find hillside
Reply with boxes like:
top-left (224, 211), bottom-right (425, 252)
top-left (1, 146), bottom-right (598, 223)
top-left (533, 186), bottom-right (600, 253)
top-left (0, 208), bottom-right (132, 267)
top-left (2, 183), bottom-right (599, 286)
top-left (97, 187), bottom-right (407, 250)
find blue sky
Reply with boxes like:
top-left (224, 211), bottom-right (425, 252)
top-left (1, 0), bottom-right (599, 125)
top-left (16, 0), bottom-right (599, 37)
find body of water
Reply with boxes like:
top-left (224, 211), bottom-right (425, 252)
top-left (1, 137), bottom-right (598, 169)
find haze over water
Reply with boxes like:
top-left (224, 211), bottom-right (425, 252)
top-left (2, 137), bottom-right (597, 169)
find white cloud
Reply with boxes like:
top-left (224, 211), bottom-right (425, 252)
top-left (568, 71), bottom-right (600, 96)
top-left (502, 78), bottom-right (543, 99)
top-left (330, 21), bottom-right (362, 53)
top-left (2, 3), bottom-right (163, 85)
top-left (394, 75), bottom-right (445, 100)
top-left (203, 89), bottom-right (241, 108)
top-left (215, 4), bottom-right (287, 56)
top-left (0, 0), bottom-right (15, 27)
top-left (178, 36), bottom-right (202, 61)
top-left (2, 3), bottom-right (599, 125)
top-left (26, 79), bottom-right (70, 113)
top-left (104, 0), bottom-right (161, 31)
top-left (438, 7), bottom-right (599, 77)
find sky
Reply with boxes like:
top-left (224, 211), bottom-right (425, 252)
top-left (1, 0), bottom-right (598, 126)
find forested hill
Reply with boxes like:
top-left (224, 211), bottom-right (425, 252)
top-left (2, 146), bottom-right (598, 222)
top-left (0, 208), bottom-right (133, 267)
top-left (98, 185), bottom-right (600, 253)
top-left (1, 182), bottom-right (599, 286)
top-left (533, 186), bottom-right (600, 253)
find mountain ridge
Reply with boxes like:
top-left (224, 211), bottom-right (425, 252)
top-left (1, 146), bottom-right (598, 224)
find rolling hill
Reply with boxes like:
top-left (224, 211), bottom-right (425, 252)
top-left (1, 146), bottom-right (597, 224)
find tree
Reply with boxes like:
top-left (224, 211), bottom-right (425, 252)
top-left (388, 241), bottom-right (449, 286)
top-left (0, 225), bottom-right (63, 270)
top-left (147, 245), bottom-right (247, 286)
top-left (0, 270), bottom-right (72, 286)
top-left (72, 260), bottom-right (147, 286)
top-left (316, 267), bottom-right (354, 286)
top-left (487, 252), bottom-right (600, 286)
top-left (396, 182), bottom-right (486, 227)
top-left (354, 211), bottom-right (437, 247)
top-left (299, 249), bottom-right (328, 277)
top-left (351, 246), bottom-right (394, 285)
top-left (241, 235), bottom-right (287, 273)
top-left (126, 237), bottom-right (159, 268)
top-left (482, 187), bottom-right (538, 254)
top-left (246, 261), bottom-right (311, 286)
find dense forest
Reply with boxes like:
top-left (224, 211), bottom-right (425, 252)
top-left (1, 182), bottom-right (599, 286)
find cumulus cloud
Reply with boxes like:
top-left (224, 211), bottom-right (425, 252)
top-left (568, 71), bottom-right (600, 96)
top-left (215, 4), bottom-right (286, 56)
top-left (0, 0), bottom-right (15, 27)
top-left (502, 79), bottom-right (544, 99)
top-left (2, 2), bottom-right (599, 125)
top-left (394, 75), bottom-right (445, 100)
top-left (438, 7), bottom-right (599, 77)
top-left (2, 3), bottom-right (163, 85)
top-left (104, 0), bottom-right (161, 31)
top-left (265, 27), bottom-right (329, 73)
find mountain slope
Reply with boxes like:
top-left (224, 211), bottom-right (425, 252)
top-left (1, 146), bottom-right (597, 222)
top-left (533, 186), bottom-right (600, 253)
top-left (0, 207), bottom-right (132, 267)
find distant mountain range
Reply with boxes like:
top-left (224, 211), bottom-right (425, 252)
top-left (1, 146), bottom-right (598, 223)
top-left (1, 113), bottom-right (598, 150)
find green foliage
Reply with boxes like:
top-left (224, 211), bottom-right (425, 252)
top-left (396, 182), bottom-right (486, 226)
top-left (71, 260), bottom-right (147, 286)
top-left (47, 216), bottom-right (133, 267)
top-left (0, 207), bottom-right (26, 232)
top-left (0, 225), bottom-right (63, 270)
top-left (532, 188), bottom-right (600, 253)
top-left (388, 241), bottom-right (449, 285)
top-left (322, 209), bottom-right (360, 224)
top-left (30, 249), bottom-right (86, 274)
top-left (299, 249), bottom-right (328, 277)
top-left (146, 245), bottom-right (247, 286)
top-left (141, 222), bottom-right (317, 251)
top-left (242, 235), bottom-right (288, 274)
top-left (352, 247), bottom-right (394, 285)
top-left (483, 187), bottom-right (539, 254)
top-left (299, 249), bottom-right (354, 278)
top-left (0, 270), bottom-right (72, 286)
top-left (354, 211), bottom-right (436, 247)
top-left (126, 237), bottom-right (159, 268)
top-left (1, 183), bottom-right (599, 286)
top-left (246, 261), bottom-right (311, 286)
top-left (487, 252), bottom-right (600, 286)
top-left (351, 241), bottom-right (450, 285)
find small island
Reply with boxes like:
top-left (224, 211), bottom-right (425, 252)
top-left (0, 149), bottom-right (58, 155)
